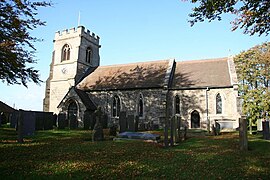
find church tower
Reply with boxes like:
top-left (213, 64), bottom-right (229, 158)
top-left (43, 26), bottom-right (101, 113)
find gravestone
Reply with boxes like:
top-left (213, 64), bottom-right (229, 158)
top-left (69, 114), bottom-right (77, 129)
top-left (35, 112), bottom-right (44, 130)
top-left (127, 115), bottom-right (135, 132)
top-left (83, 110), bottom-right (91, 130)
top-left (119, 111), bottom-right (127, 133)
top-left (53, 114), bottom-right (57, 127)
top-left (89, 113), bottom-right (96, 130)
top-left (262, 121), bottom-right (270, 140)
top-left (92, 107), bottom-right (104, 141)
top-left (239, 116), bottom-right (248, 151)
top-left (22, 111), bottom-right (36, 136)
top-left (101, 114), bottom-right (108, 129)
top-left (109, 124), bottom-right (117, 136)
top-left (135, 115), bottom-right (139, 132)
top-left (10, 111), bottom-right (19, 128)
top-left (57, 113), bottom-right (66, 129)
top-left (44, 112), bottom-right (54, 130)
top-left (0, 113), bottom-right (1, 126)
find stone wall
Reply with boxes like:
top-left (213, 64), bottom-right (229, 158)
top-left (172, 87), bottom-right (240, 130)
top-left (88, 89), bottom-right (167, 129)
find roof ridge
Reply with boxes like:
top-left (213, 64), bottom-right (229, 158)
top-left (177, 57), bottom-right (228, 64)
top-left (98, 59), bottom-right (170, 68)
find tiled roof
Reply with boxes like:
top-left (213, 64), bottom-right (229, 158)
top-left (172, 57), bottom-right (231, 89)
top-left (0, 101), bottom-right (15, 113)
top-left (77, 60), bottom-right (170, 90)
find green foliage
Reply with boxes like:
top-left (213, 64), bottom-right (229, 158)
top-left (188, 0), bottom-right (270, 36)
top-left (0, 128), bottom-right (270, 179)
top-left (234, 42), bottom-right (270, 122)
top-left (0, 0), bottom-right (51, 87)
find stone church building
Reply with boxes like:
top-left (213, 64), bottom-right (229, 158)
top-left (43, 26), bottom-right (241, 131)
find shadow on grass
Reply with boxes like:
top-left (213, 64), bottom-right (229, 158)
top-left (0, 128), bottom-right (270, 179)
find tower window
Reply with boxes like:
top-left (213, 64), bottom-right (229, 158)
top-left (138, 94), bottom-right (144, 117)
top-left (112, 95), bottom-right (121, 118)
top-left (86, 47), bottom-right (92, 63)
top-left (216, 93), bottom-right (222, 114)
top-left (175, 95), bottom-right (180, 114)
top-left (62, 44), bottom-right (70, 61)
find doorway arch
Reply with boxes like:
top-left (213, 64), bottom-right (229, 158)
top-left (191, 110), bottom-right (200, 128)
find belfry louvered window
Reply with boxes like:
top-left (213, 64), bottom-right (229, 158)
top-left (62, 44), bottom-right (70, 61)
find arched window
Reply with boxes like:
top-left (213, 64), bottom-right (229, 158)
top-left (216, 93), bottom-right (222, 114)
top-left (86, 47), bottom-right (92, 63)
top-left (112, 95), bottom-right (121, 118)
top-left (175, 95), bottom-right (180, 114)
top-left (62, 44), bottom-right (70, 61)
top-left (138, 94), bottom-right (144, 117)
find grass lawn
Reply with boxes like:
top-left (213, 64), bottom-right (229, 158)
top-left (0, 128), bottom-right (269, 179)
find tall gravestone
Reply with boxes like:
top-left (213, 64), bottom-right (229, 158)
top-left (262, 121), bottom-right (270, 140)
top-left (22, 111), bottom-right (36, 136)
top-left (57, 113), bottom-right (66, 129)
top-left (101, 114), bottom-right (108, 129)
top-left (135, 115), bottom-right (139, 132)
top-left (239, 116), bottom-right (248, 151)
top-left (83, 110), bottom-right (91, 130)
top-left (92, 107), bottom-right (104, 141)
top-left (127, 115), bottom-right (135, 132)
top-left (69, 114), bottom-right (77, 129)
top-left (119, 111), bottom-right (127, 133)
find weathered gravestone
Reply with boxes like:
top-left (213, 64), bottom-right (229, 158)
top-left (69, 114), bottom-right (77, 129)
top-left (101, 114), bottom-right (108, 129)
top-left (10, 111), bottom-right (19, 128)
top-left (22, 111), bottom-right (36, 136)
top-left (17, 110), bottom-right (36, 143)
top-left (127, 115), bottom-right (135, 132)
top-left (90, 113), bottom-right (96, 130)
top-left (92, 107), bottom-right (104, 141)
top-left (35, 112), bottom-right (54, 130)
top-left (262, 121), bottom-right (270, 140)
top-left (119, 111), bottom-right (127, 133)
top-left (135, 115), bottom-right (139, 132)
top-left (83, 110), bottom-right (91, 130)
top-left (109, 124), bottom-right (117, 136)
top-left (57, 113), bottom-right (66, 129)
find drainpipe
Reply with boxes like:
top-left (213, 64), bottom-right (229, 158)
top-left (206, 87), bottom-right (210, 132)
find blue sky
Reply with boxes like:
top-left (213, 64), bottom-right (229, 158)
top-left (0, 0), bottom-right (269, 111)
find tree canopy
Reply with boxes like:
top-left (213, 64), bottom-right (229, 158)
top-left (234, 42), bottom-right (270, 124)
top-left (0, 0), bottom-right (51, 87)
top-left (188, 0), bottom-right (270, 36)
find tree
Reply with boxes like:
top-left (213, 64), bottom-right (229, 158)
top-left (0, 0), bottom-right (51, 87)
top-left (188, 0), bottom-right (270, 36)
top-left (234, 42), bottom-right (270, 128)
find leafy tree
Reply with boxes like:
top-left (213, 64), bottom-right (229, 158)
top-left (234, 42), bottom-right (270, 126)
top-left (188, 0), bottom-right (270, 36)
top-left (0, 0), bottom-right (51, 87)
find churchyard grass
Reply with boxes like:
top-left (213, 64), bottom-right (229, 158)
top-left (0, 127), bottom-right (269, 179)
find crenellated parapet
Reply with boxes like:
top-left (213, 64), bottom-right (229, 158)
top-left (54, 26), bottom-right (100, 44)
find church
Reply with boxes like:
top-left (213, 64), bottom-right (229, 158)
top-left (43, 26), bottom-right (241, 131)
